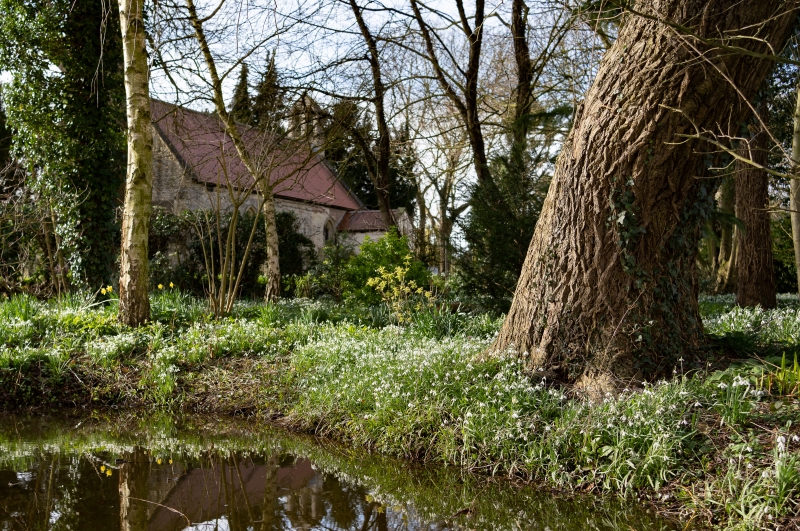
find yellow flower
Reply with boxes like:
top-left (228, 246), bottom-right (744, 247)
top-left (100, 288), bottom-right (106, 295)
top-left (106, 469), bottom-right (112, 477)
top-left (158, 284), bottom-right (163, 290)
top-left (169, 458), bottom-right (173, 464)
top-left (100, 465), bottom-right (106, 472)
top-left (157, 458), bottom-right (162, 465)
top-left (107, 285), bottom-right (113, 292)
top-left (169, 282), bottom-right (174, 288)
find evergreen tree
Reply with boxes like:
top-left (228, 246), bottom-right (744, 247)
top-left (456, 145), bottom-right (550, 313)
top-left (324, 101), bottom-right (417, 214)
top-left (251, 53), bottom-right (285, 132)
top-left (230, 63), bottom-right (252, 124)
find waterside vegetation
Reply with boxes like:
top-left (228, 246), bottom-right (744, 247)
top-left (0, 291), bottom-right (799, 529)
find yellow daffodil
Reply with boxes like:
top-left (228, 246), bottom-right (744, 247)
top-left (169, 282), bottom-right (174, 288)
top-left (158, 284), bottom-right (163, 290)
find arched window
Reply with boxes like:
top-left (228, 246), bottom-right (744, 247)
top-left (323, 220), bottom-right (335, 243)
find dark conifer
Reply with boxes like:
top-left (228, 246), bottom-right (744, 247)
top-left (252, 53), bottom-right (284, 132)
top-left (230, 64), bottom-right (252, 124)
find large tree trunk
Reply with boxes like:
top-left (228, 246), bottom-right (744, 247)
top-left (715, 176), bottom-right (737, 292)
top-left (791, 82), bottom-right (800, 294)
top-left (493, 0), bottom-right (797, 395)
top-left (736, 119), bottom-right (777, 308)
top-left (118, 0), bottom-right (153, 327)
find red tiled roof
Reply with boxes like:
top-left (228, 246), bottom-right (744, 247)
top-left (151, 100), bottom-right (362, 210)
top-left (338, 209), bottom-right (397, 232)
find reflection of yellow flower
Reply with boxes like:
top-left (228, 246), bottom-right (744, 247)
top-left (169, 458), bottom-right (173, 464)
top-left (158, 284), bottom-right (163, 290)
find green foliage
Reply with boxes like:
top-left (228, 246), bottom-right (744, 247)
top-left (366, 255), bottom-right (435, 323)
top-left (230, 63), bottom-right (252, 124)
top-left (344, 229), bottom-right (429, 305)
top-left (455, 155), bottom-right (549, 313)
top-left (301, 238), bottom-right (355, 301)
top-left (251, 52), bottom-right (285, 133)
top-left (0, 0), bottom-right (125, 288)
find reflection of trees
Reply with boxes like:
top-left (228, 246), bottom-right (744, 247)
top-left (260, 454), bottom-right (280, 531)
top-left (119, 447), bottom-right (151, 531)
top-left (284, 472), bottom-right (324, 530)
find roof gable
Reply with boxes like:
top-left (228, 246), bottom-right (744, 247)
top-left (151, 100), bottom-right (362, 210)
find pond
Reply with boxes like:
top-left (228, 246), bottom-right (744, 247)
top-left (0, 413), bottom-right (685, 531)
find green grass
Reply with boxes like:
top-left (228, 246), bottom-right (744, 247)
top-left (0, 290), bottom-right (798, 529)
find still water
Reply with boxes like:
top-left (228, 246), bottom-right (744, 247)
top-left (0, 414), bottom-right (684, 530)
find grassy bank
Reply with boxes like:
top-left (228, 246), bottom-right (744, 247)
top-left (1, 291), bottom-right (799, 529)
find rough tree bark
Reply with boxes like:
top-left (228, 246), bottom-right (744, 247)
top-left (118, 0), bottom-right (153, 327)
top-left (715, 177), bottom-right (737, 293)
top-left (493, 0), bottom-right (797, 395)
top-left (791, 82), bottom-right (800, 294)
top-left (736, 116), bottom-right (776, 309)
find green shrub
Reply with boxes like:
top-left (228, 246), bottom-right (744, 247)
top-left (344, 229), bottom-right (429, 304)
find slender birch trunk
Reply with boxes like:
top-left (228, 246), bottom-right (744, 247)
top-left (262, 189), bottom-right (281, 301)
top-left (118, 0), bottom-right (153, 327)
top-left (791, 84), bottom-right (800, 294)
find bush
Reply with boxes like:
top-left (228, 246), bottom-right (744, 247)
top-left (343, 229), bottom-right (430, 305)
top-left (148, 208), bottom-right (316, 298)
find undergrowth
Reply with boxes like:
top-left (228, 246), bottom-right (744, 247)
top-left (0, 291), bottom-right (798, 529)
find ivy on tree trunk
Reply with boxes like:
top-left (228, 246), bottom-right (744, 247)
top-left (493, 0), bottom-right (798, 395)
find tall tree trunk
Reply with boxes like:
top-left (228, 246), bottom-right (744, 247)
top-left (410, 0), bottom-right (492, 187)
top-left (262, 190), bottom-right (281, 301)
top-left (348, 0), bottom-right (395, 229)
top-left (493, 0), bottom-right (797, 395)
top-left (791, 82), bottom-right (800, 294)
top-left (715, 176), bottom-right (737, 293)
top-left (736, 119), bottom-right (776, 308)
top-left (118, 0), bottom-right (153, 327)
top-left (439, 217), bottom-right (453, 275)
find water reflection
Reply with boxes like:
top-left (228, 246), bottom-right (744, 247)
top-left (0, 415), bottom-right (685, 531)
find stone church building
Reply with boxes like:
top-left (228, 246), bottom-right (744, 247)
top-left (149, 100), bottom-right (410, 251)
